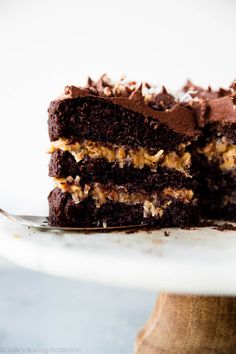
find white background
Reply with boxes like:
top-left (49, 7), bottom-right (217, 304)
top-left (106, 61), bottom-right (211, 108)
top-left (0, 0), bottom-right (236, 215)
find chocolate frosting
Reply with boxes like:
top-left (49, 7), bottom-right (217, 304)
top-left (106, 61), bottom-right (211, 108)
top-left (58, 75), bottom-right (198, 137)
top-left (183, 80), bottom-right (236, 125)
top-left (208, 96), bottom-right (236, 124)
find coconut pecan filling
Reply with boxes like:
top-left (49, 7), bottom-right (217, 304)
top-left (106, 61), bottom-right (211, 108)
top-left (49, 138), bottom-right (191, 176)
top-left (54, 176), bottom-right (194, 218)
top-left (198, 137), bottom-right (236, 171)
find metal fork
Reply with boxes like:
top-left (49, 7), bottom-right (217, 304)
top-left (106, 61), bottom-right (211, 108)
top-left (0, 208), bottom-right (52, 229)
top-left (0, 208), bottom-right (146, 232)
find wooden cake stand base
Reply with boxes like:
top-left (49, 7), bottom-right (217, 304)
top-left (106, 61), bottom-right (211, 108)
top-left (136, 293), bottom-right (236, 354)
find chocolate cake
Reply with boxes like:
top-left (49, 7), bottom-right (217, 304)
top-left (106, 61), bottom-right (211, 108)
top-left (183, 81), bottom-right (236, 221)
top-left (48, 75), bottom-right (200, 227)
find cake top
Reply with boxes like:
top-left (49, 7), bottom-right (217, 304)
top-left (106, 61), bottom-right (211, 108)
top-left (65, 74), bottom-right (177, 109)
top-left (55, 74), bottom-right (198, 137)
top-left (183, 80), bottom-right (236, 126)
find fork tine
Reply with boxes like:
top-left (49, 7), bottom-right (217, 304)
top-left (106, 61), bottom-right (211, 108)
top-left (0, 208), bottom-right (148, 231)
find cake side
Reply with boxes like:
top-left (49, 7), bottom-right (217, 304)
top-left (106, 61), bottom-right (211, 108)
top-left (48, 96), bottom-right (197, 151)
top-left (48, 75), bottom-right (197, 142)
top-left (48, 75), bottom-right (200, 228)
top-left (184, 80), bottom-right (236, 221)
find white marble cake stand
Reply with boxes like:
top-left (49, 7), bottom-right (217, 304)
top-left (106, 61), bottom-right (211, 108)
top-left (1, 216), bottom-right (236, 353)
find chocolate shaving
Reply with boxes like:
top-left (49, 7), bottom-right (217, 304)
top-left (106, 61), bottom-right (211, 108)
top-left (212, 223), bottom-right (236, 231)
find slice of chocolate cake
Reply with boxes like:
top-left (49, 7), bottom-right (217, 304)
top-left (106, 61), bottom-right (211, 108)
top-left (184, 81), bottom-right (236, 221)
top-left (48, 75), bottom-right (200, 227)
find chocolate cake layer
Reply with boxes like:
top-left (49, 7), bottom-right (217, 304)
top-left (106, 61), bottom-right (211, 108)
top-left (210, 202), bottom-right (236, 221)
top-left (48, 96), bottom-right (198, 151)
top-left (49, 150), bottom-right (197, 191)
top-left (199, 187), bottom-right (236, 222)
top-left (197, 123), bottom-right (236, 146)
top-left (48, 188), bottom-right (199, 227)
top-left (48, 76), bottom-right (198, 142)
top-left (196, 151), bottom-right (236, 220)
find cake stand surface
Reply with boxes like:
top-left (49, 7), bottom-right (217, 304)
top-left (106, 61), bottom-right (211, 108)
top-left (0, 216), bottom-right (236, 295)
top-left (1, 216), bottom-right (236, 353)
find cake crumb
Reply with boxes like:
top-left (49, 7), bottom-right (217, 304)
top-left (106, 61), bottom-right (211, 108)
top-left (212, 223), bottom-right (236, 231)
top-left (125, 228), bottom-right (137, 234)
